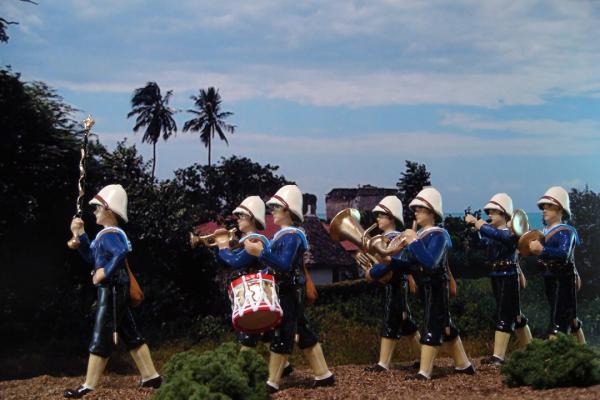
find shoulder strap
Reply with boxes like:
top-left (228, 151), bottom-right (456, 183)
top-left (544, 226), bottom-right (573, 242)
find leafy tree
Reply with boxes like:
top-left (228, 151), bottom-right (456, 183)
top-left (0, 0), bottom-right (38, 43)
top-left (127, 82), bottom-right (177, 178)
top-left (396, 160), bottom-right (431, 227)
top-left (183, 87), bottom-right (235, 166)
top-left (569, 186), bottom-right (600, 292)
top-left (172, 155), bottom-right (292, 223)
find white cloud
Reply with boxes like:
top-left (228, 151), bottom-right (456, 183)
top-left (228, 130), bottom-right (600, 158)
top-left (440, 113), bottom-right (600, 139)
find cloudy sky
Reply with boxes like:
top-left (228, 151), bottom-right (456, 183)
top-left (2, 0), bottom-right (600, 214)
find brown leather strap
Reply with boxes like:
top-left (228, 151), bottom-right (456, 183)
top-left (415, 196), bottom-right (435, 212)
top-left (94, 194), bottom-right (109, 208)
top-left (544, 226), bottom-right (572, 241)
top-left (237, 204), bottom-right (255, 219)
top-left (540, 195), bottom-right (563, 211)
top-left (376, 203), bottom-right (394, 216)
top-left (487, 200), bottom-right (508, 215)
top-left (272, 195), bottom-right (289, 209)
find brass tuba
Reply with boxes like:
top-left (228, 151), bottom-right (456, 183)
top-left (190, 227), bottom-right (237, 249)
top-left (329, 208), bottom-right (407, 283)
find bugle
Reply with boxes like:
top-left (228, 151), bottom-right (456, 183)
top-left (190, 227), bottom-right (237, 249)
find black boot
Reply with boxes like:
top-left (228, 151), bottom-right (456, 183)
top-left (282, 363), bottom-right (294, 377)
top-left (311, 374), bottom-right (335, 388)
top-left (140, 375), bottom-right (163, 389)
top-left (398, 360), bottom-right (420, 370)
top-left (481, 355), bottom-right (504, 366)
top-left (405, 372), bottom-right (430, 381)
top-left (455, 364), bottom-right (476, 375)
top-left (266, 382), bottom-right (279, 394)
top-left (64, 386), bottom-right (93, 398)
top-left (364, 364), bottom-right (388, 372)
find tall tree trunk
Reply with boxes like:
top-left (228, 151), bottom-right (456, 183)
top-left (152, 141), bottom-right (157, 178)
top-left (208, 135), bottom-right (212, 166)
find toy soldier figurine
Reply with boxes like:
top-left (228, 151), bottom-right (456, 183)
top-left (244, 185), bottom-right (335, 393)
top-left (465, 193), bottom-right (532, 365)
top-left (215, 196), bottom-right (292, 376)
top-left (65, 184), bottom-right (161, 398)
top-left (364, 196), bottom-right (420, 372)
top-left (369, 187), bottom-right (475, 380)
top-left (528, 186), bottom-right (585, 344)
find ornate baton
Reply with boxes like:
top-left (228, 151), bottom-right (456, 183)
top-left (67, 115), bottom-right (95, 249)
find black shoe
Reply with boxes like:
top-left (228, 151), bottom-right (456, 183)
top-left (266, 382), bottom-right (279, 394)
top-left (405, 372), bottom-right (430, 381)
top-left (64, 386), bottom-right (93, 398)
top-left (398, 360), bottom-right (420, 371)
top-left (455, 364), bottom-right (476, 375)
top-left (364, 364), bottom-right (388, 372)
top-left (282, 363), bottom-right (294, 377)
top-left (481, 355), bottom-right (504, 366)
top-left (140, 375), bottom-right (163, 389)
top-left (311, 374), bottom-right (335, 388)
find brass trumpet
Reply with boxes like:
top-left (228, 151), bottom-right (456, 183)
top-left (190, 227), bottom-right (237, 249)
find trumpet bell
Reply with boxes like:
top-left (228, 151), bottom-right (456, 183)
top-left (511, 209), bottom-right (530, 237)
top-left (329, 208), bottom-right (364, 244)
top-left (518, 230), bottom-right (545, 256)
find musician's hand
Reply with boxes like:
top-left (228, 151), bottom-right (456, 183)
top-left (244, 240), bottom-right (264, 256)
top-left (464, 214), bottom-right (477, 225)
top-left (474, 219), bottom-right (487, 230)
top-left (529, 240), bottom-right (543, 255)
top-left (403, 229), bottom-right (417, 244)
top-left (92, 268), bottom-right (106, 285)
top-left (356, 253), bottom-right (372, 269)
top-left (71, 217), bottom-right (85, 236)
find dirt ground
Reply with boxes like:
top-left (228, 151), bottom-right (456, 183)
top-left (1, 358), bottom-right (599, 400)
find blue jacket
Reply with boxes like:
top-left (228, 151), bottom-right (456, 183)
top-left (260, 227), bottom-right (308, 286)
top-left (371, 227), bottom-right (451, 281)
top-left (540, 224), bottom-right (579, 275)
top-left (477, 224), bottom-right (519, 277)
top-left (217, 233), bottom-right (270, 274)
top-left (77, 227), bottom-right (131, 285)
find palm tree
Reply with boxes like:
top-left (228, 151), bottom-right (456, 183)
top-left (127, 82), bottom-right (177, 178)
top-left (183, 87), bottom-right (235, 166)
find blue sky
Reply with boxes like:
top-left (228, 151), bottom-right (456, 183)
top-left (2, 0), bottom-right (600, 214)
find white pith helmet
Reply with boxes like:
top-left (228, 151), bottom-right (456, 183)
top-left (409, 186), bottom-right (443, 219)
top-left (537, 186), bottom-right (571, 217)
top-left (266, 185), bottom-right (304, 222)
top-left (89, 184), bottom-right (128, 222)
top-left (484, 193), bottom-right (514, 220)
top-left (372, 195), bottom-right (404, 226)
top-left (233, 196), bottom-right (266, 230)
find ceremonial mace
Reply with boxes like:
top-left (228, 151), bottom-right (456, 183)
top-left (67, 115), bottom-right (95, 249)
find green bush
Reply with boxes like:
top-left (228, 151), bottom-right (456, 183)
top-left (502, 334), bottom-right (600, 389)
top-left (153, 342), bottom-right (268, 400)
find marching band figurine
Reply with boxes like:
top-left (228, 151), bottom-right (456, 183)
top-left (465, 193), bottom-right (532, 365)
top-left (363, 196), bottom-right (420, 372)
top-left (65, 184), bottom-right (161, 398)
top-left (214, 196), bottom-right (293, 376)
top-left (369, 187), bottom-right (474, 380)
top-left (529, 186), bottom-right (585, 344)
top-left (244, 185), bottom-right (335, 393)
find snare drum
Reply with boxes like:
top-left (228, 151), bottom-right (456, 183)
top-left (228, 272), bottom-right (283, 333)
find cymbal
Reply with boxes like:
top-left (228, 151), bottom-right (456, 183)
top-left (518, 230), bottom-right (545, 256)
